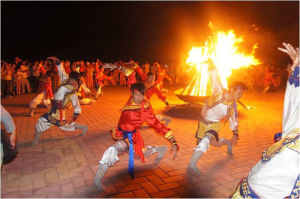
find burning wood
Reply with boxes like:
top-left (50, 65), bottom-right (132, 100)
top-left (175, 22), bottom-right (261, 103)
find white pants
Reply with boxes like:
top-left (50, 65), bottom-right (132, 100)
top-left (29, 92), bottom-right (51, 109)
top-left (194, 135), bottom-right (211, 153)
top-left (99, 140), bottom-right (128, 167)
top-left (35, 117), bottom-right (77, 134)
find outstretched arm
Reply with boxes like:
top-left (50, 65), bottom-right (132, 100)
top-left (47, 57), bottom-right (69, 83)
top-left (144, 110), bottom-right (179, 159)
top-left (208, 59), bottom-right (224, 95)
top-left (278, 42), bottom-right (300, 136)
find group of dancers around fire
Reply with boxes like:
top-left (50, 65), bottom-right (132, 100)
top-left (1, 42), bottom-right (299, 198)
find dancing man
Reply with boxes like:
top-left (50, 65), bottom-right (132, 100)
top-left (32, 57), bottom-right (88, 145)
top-left (77, 72), bottom-right (96, 105)
top-left (94, 83), bottom-right (179, 191)
top-left (29, 71), bottom-right (53, 116)
top-left (188, 59), bottom-right (247, 175)
top-left (107, 61), bottom-right (170, 109)
top-left (95, 66), bottom-right (112, 99)
top-left (156, 64), bottom-right (172, 93)
top-left (231, 42), bottom-right (300, 198)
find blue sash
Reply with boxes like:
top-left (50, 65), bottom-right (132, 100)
top-left (119, 127), bottom-right (137, 179)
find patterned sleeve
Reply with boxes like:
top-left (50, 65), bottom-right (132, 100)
top-left (144, 108), bottom-right (171, 136)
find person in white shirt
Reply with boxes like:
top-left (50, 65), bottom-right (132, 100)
top-left (32, 57), bottom-right (88, 145)
top-left (230, 42), bottom-right (299, 199)
top-left (188, 59), bottom-right (247, 175)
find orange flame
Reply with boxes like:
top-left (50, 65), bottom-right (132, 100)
top-left (185, 23), bottom-right (261, 96)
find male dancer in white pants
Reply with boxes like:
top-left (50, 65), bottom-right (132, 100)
top-left (188, 59), bottom-right (247, 175)
top-left (32, 57), bottom-right (88, 145)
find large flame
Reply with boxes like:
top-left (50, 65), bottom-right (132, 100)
top-left (184, 23), bottom-right (261, 97)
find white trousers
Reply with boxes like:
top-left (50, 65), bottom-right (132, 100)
top-left (194, 135), bottom-right (211, 153)
top-left (35, 117), bottom-right (77, 134)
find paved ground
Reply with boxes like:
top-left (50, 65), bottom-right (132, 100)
top-left (1, 84), bottom-right (285, 198)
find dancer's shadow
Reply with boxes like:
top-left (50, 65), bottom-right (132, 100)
top-left (17, 134), bottom-right (85, 148)
top-left (164, 103), bottom-right (203, 120)
top-left (186, 155), bottom-right (234, 197)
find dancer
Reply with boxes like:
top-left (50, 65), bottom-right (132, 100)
top-left (106, 61), bottom-right (170, 109)
top-left (156, 64), bottom-right (172, 93)
top-left (188, 59), bottom-right (247, 175)
top-left (29, 71), bottom-right (53, 116)
top-left (32, 57), bottom-right (88, 145)
top-left (94, 83), bottom-right (179, 191)
top-left (95, 66), bottom-right (112, 99)
top-left (230, 42), bottom-right (299, 198)
top-left (77, 72), bottom-right (96, 105)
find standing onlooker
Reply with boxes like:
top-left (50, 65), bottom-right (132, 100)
top-left (31, 61), bottom-right (41, 93)
top-left (2, 63), bottom-right (14, 97)
top-left (14, 67), bottom-right (23, 95)
top-left (20, 61), bottom-right (32, 94)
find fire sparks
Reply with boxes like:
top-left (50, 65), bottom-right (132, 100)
top-left (184, 22), bottom-right (261, 97)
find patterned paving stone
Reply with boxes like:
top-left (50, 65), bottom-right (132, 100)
top-left (1, 85), bottom-right (285, 197)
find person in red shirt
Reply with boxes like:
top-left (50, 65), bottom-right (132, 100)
top-left (29, 71), bottom-right (53, 117)
top-left (156, 64), bottom-right (172, 93)
top-left (95, 67), bottom-right (112, 99)
top-left (108, 61), bottom-right (170, 109)
top-left (94, 83), bottom-right (179, 191)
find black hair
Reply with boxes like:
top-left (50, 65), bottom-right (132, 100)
top-left (45, 71), bottom-right (53, 77)
top-left (147, 72), bottom-right (154, 77)
top-left (130, 83), bottom-right (146, 95)
top-left (69, 71), bottom-right (80, 84)
top-left (230, 81), bottom-right (247, 91)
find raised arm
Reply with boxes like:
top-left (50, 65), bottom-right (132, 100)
top-left (208, 60), bottom-right (224, 96)
top-left (278, 42), bottom-right (300, 137)
top-left (47, 57), bottom-right (69, 83)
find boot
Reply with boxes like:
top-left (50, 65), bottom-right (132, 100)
top-left (222, 139), bottom-right (233, 155)
top-left (154, 146), bottom-right (168, 164)
top-left (74, 124), bottom-right (88, 136)
top-left (94, 164), bottom-right (109, 191)
top-left (143, 146), bottom-right (168, 164)
top-left (162, 117), bottom-right (171, 126)
top-left (32, 131), bottom-right (41, 146)
top-left (187, 150), bottom-right (203, 175)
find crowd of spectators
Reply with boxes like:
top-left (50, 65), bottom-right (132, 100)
top-left (1, 56), bottom-right (287, 98)
top-left (1, 57), bottom-right (177, 98)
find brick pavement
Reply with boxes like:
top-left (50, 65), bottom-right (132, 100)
top-left (1, 85), bottom-right (284, 198)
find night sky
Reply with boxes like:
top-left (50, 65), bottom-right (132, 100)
top-left (1, 1), bottom-right (299, 66)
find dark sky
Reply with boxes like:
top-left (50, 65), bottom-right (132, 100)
top-left (1, 1), bottom-right (299, 66)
